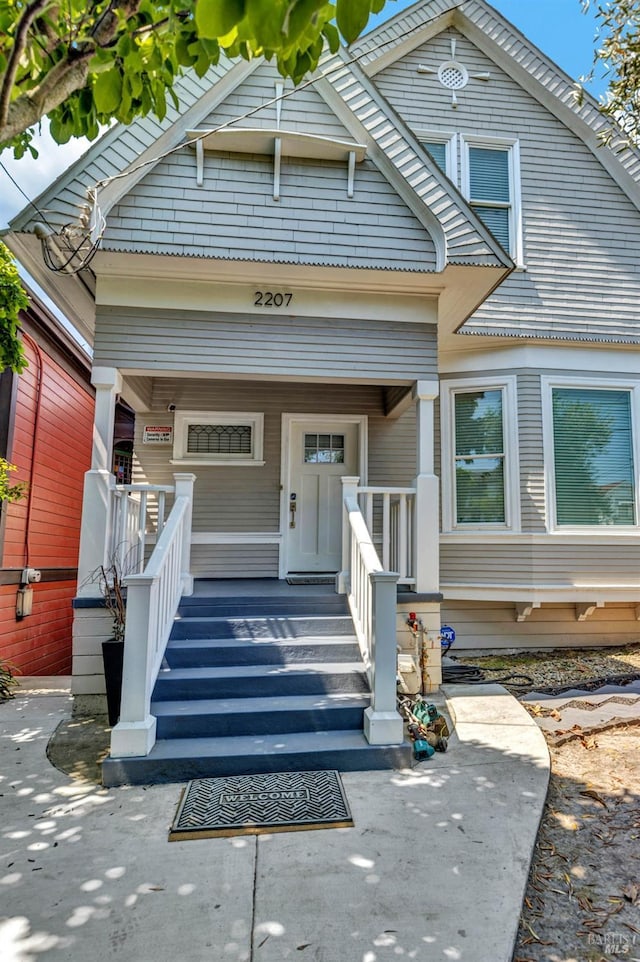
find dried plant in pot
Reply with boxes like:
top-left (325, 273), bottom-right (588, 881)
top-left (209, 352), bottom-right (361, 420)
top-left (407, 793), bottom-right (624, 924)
top-left (81, 557), bottom-right (128, 726)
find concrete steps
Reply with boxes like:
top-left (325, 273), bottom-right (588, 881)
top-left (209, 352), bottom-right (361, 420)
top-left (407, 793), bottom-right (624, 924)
top-left (102, 584), bottom-right (411, 786)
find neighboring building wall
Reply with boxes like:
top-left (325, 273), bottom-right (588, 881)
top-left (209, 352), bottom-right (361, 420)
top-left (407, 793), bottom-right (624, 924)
top-left (0, 312), bottom-right (93, 675)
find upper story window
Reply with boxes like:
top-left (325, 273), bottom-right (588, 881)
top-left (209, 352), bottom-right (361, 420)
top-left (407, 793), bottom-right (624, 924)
top-left (543, 379), bottom-right (638, 529)
top-left (461, 136), bottom-right (522, 265)
top-left (172, 411), bottom-right (265, 466)
top-left (417, 131), bottom-right (523, 266)
top-left (441, 376), bottom-right (520, 533)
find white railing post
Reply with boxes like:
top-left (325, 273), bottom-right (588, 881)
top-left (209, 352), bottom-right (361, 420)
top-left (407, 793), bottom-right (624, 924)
top-left (413, 380), bottom-right (440, 594)
top-left (110, 495), bottom-right (190, 758)
top-left (173, 473), bottom-right (196, 596)
top-left (110, 576), bottom-right (158, 758)
top-left (364, 571), bottom-right (404, 745)
top-left (338, 476), bottom-right (359, 594)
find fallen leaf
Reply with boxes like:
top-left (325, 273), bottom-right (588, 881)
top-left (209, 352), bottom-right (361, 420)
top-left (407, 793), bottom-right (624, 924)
top-left (296, 945), bottom-right (311, 951)
top-left (622, 882), bottom-right (639, 904)
top-left (580, 790), bottom-right (608, 809)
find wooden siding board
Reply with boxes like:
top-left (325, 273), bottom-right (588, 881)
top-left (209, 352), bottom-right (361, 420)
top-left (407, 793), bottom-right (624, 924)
top-left (375, 27), bottom-right (640, 341)
top-left (94, 308), bottom-right (437, 382)
top-left (441, 601), bottom-right (640, 650)
top-left (441, 542), bottom-right (640, 586)
top-left (103, 150), bottom-right (438, 272)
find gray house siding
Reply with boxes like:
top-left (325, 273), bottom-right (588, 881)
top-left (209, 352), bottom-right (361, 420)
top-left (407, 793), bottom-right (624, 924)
top-left (93, 307), bottom-right (437, 383)
top-left (441, 601), bottom-right (640, 651)
top-left (131, 378), bottom-right (418, 576)
top-left (200, 62), bottom-right (354, 140)
top-left (376, 27), bottom-right (640, 341)
top-left (103, 150), bottom-right (438, 270)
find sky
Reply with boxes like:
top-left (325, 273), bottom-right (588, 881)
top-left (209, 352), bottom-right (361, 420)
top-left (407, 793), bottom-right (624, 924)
top-left (0, 1), bottom-right (608, 232)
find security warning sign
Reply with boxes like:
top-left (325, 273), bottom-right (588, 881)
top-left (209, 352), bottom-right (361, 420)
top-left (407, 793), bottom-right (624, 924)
top-left (143, 425), bottom-right (173, 444)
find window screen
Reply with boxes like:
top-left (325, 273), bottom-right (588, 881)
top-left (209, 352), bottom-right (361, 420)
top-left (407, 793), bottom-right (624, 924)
top-left (454, 389), bottom-right (505, 524)
top-left (423, 141), bottom-right (447, 173)
top-left (552, 388), bottom-right (635, 525)
top-left (468, 146), bottom-right (511, 251)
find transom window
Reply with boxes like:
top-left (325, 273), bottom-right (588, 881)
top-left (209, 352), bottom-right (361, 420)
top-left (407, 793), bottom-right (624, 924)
top-left (548, 385), bottom-right (637, 527)
top-left (172, 411), bottom-right (264, 465)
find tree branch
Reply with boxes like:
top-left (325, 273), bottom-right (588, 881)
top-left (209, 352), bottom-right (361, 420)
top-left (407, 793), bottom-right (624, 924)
top-left (0, 0), bottom-right (144, 145)
top-left (0, 0), bottom-right (50, 130)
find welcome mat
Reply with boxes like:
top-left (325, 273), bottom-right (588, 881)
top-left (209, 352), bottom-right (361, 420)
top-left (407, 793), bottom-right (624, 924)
top-left (286, 575), bottom-right (336, 585)
top-left (169, 770), bottom-right (353, 841)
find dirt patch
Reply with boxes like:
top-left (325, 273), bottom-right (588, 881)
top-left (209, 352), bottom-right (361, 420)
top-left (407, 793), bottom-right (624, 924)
top-left (46, 714), bottom-right (111, 785)
top-left (513, 727), bottom-right (640, 962)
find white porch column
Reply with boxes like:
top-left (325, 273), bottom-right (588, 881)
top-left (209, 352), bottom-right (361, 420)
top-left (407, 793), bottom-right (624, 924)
top-left (174, 472), bottom-right (196, 596)
top-left (76, 367), bottom-right (122, 596)
top-left (413, 380), bottom-right (440, 594)
top-left (338, 476), bottom-right (359, 594)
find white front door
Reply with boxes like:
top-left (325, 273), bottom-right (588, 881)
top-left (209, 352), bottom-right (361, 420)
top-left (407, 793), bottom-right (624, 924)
top-left (285, 420), bottom-right (360, 572)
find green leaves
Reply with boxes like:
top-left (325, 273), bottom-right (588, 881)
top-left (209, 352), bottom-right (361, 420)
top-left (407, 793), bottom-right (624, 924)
top-left (336, 0), bottom-right (372, 44)
top-left (93, 70), bottom-right (123, 114)
top-left (0, 243), bottom-right (28, 374)
top-left (0, 0), bottom-right (388, 154)
top-left (196, 0), bottom-right (245, 39)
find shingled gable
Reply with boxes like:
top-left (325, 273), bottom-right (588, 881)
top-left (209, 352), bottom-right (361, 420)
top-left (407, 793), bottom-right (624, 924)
top-left (354, 0), bottom-right (640, 212)
top-left (5, 19), bottom-right (512, 342)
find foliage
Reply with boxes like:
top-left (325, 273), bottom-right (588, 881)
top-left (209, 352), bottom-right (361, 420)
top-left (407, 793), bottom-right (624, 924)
top-left (0, 657), bottom-right (19, 701)
top-left (584, 0), bottom-right (640, 142)
top-left (0, 0), bottom-right (390, 155)
top-left (0, 242), bottom-right (28, 373)
top-left (0, 457), bottom-right (27, 503)
top-left (98, 562), bottom-right (127, 641)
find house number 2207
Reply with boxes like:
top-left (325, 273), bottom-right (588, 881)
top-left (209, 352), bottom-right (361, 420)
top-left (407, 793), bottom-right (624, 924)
top-left (254, 291), bottom-right (293, 307)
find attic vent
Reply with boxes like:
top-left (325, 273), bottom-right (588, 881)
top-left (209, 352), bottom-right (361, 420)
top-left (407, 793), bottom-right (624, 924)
top-left (438, 62), bottom-right (468, 90)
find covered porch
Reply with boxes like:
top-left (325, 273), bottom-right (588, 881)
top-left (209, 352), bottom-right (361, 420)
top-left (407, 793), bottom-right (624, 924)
top-left (73, 367), bottom-right (442, 767)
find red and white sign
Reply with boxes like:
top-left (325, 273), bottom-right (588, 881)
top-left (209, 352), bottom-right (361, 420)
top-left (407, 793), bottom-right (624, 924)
top-left (143, 425), bottom-right (173, 444)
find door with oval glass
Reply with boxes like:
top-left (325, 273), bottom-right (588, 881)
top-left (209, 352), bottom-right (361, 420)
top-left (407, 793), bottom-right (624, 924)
top-left (286, 419), bottom-right (360, 572)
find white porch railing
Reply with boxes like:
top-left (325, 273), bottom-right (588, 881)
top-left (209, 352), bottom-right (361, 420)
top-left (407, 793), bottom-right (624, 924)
top-left (340, 478), bottom-right (404, 746)
top-left (110, 483), bottom-right (174, 575)
top-left (110, 473), bottom-right (195, 758)
top-left (357, 486), bottom-right (416, 586)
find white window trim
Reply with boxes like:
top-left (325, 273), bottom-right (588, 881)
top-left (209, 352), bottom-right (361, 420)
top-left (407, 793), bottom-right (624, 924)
top-left (414, 129), bottom-right (458, 179)
top-left (541, 376), bottom-right (640, 533)
top-left (460, 134), bottom-right (524, 268)
top-left (171, 411), bottom-right (265, 466)
top-left (441, 375), bottom-right (521, 534)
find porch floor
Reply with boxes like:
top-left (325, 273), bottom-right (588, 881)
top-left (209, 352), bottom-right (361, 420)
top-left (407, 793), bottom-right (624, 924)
top-left (189, 577), bottom-right (340, 599)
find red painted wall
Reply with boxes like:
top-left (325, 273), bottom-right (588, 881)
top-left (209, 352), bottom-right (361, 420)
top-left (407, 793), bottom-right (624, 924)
top-left (1, 325), bottom-right (94, 675)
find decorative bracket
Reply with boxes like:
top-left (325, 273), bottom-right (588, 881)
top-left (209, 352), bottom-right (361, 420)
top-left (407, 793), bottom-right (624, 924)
top-left (575, 601), bottom-right (604, 622)
top-left (514, 601), bottom-right (540, 623)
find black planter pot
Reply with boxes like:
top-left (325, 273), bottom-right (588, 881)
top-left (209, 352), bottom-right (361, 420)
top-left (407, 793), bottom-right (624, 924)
top-left (102, 639), bottom-right (125, 727)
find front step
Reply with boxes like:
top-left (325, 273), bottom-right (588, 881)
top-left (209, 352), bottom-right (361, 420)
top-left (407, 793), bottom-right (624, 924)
top-left (153, 662), bottom-right (370, 700)
top-left (103, 729), bottom-right (411, 786)
top-left (152, 693), bottom-right (372, 738)
top-left (103, 583), bottom-right (410, 786)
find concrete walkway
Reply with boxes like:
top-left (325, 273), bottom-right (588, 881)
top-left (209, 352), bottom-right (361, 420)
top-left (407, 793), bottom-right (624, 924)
top-left (1, 679), bottom-right (549, 962)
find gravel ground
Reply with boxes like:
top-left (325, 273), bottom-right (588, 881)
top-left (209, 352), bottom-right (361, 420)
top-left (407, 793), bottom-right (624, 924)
top-left (453, 644), bottom-right (640, 694)
top-left (512, 728), bottom-right (640, 962)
